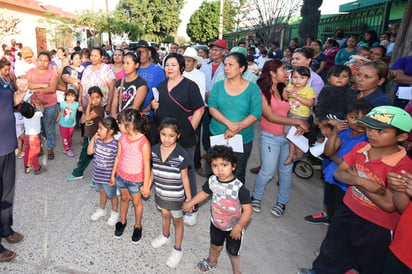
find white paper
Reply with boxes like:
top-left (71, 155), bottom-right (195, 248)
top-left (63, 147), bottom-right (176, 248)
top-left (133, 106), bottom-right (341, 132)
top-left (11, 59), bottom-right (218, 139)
top-left (310, 137), bottom-right (328, 158)
top-left (152, 87), bottom-right (159, 101)
top-left (23, 90), bottom-right (32, 102)
top-left (210, 134), bottom-right (244, 153)
top-left (56, 90), bottom-right (65, 103)
top-left (397, 87), bottom-right (412, 100)
top-left (286, 126), bottom-right (309, 153)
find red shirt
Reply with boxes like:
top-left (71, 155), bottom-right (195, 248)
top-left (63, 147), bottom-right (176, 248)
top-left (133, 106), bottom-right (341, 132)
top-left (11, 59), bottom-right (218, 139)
top-left (343, 142), bottom-right (412, 230)
top-left (390, 201), bottom-right (412, 269)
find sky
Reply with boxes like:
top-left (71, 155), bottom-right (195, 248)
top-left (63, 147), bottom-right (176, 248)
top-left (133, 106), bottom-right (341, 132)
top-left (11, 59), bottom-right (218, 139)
top-left (43, 0), bottom-right (354, 39)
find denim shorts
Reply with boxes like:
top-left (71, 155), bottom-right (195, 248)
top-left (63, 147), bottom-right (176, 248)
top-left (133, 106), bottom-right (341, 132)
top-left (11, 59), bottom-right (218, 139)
top-left (95, 182), bottom-right (116, 199)
top-left (156, 204), bottom-right (184, 218)
top-left (116, 175), bottom-right (142, 194)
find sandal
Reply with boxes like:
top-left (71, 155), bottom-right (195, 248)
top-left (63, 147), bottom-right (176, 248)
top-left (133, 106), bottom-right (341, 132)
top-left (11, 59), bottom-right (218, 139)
top-left (47, 150), bottom-right (54, 160)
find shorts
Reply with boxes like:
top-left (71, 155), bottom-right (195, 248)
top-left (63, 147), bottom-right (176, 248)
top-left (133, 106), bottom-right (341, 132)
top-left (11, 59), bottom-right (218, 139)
top-left (116, 175), bottom-right (142, 195)
top-left (95, 182), bottom-right (116, 199)
top-left (157, 205), bottom-right (184, 218)
top-left (210, 222), bottom-right (243, 256)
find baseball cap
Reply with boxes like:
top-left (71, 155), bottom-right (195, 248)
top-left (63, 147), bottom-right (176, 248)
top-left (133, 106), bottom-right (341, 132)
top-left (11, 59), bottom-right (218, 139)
top-left (356, 105), bottom-right (412, 133)
top-left (230, 46), bottom-right (247, 57)
top-left (209, 39), bottom-right (227, 49)
top-left (21, 47), bottom-right (33, 58)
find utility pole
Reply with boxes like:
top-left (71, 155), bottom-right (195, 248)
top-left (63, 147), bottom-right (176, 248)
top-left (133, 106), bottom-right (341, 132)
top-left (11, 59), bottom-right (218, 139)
top-left (218, 0), bottom-right (224, 39)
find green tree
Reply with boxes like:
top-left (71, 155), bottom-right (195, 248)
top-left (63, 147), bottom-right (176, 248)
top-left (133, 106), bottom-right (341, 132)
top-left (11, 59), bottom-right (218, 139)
top-left (298, 0), bottom-right (323, 41)
top-left (114, 0), bottom-right (184, 42)
top-left (39, 13), bottom-right (78, 49)
top-left (77, 10), bottom-right (109, 46)
top-left (187, 0), bottom-right (236, 44)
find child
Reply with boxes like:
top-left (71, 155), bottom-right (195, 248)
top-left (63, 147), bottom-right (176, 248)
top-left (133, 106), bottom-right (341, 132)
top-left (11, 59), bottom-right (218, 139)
top-left (57, 89), bottom-right (78, 157)
top-left (87, 117), bottom-right (119, 226)
top-left (298, 106), bottom-right (412, 274)
top-left (14, 105), bottom-right (25, 159)
top-left (344, 46), bottom-right (370, 77)
top-left (246, 54), bottom-right (259, 75)
top-left (20, 102), bottom-right (43, 175)
top-left (304, 99), bottom-right (373, 225)
top-left (316, 65), bottom-right (356, 139)
top-left (149, 117), bottom-right (192, 268)
top-left (183, 145), bottom-right (253, 274)
top-left (67, 86), bottom-right (104, 181)
top-left (111, 108), bottom-right (151, 243)
top-left (384, 170), bottom-right (412, 273)
top-left (283, 66), bottom-right (316, 164)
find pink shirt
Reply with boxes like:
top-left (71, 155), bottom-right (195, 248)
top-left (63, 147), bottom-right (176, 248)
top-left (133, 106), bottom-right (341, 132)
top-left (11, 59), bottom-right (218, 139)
top-left (109, 64), bottom-right (126, 80)
top-left (29, 68), bottom-right (58, 107)
top-left (117, 134), bottom-right (149, 183)
top-left (259, 93), bottom-right (290, 135)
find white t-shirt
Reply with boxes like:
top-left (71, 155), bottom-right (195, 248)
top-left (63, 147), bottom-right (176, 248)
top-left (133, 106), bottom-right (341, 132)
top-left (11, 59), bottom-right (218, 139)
top-left (183, 69), bottom-right (206, 103)
top-left (24, 111), bottom-right (43, 135)
top-left (14, 60), bottom-right (36, 78)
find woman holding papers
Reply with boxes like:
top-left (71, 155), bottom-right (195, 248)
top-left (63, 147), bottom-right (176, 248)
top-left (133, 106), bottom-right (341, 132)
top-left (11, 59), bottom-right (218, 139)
top-left (251, 60), bottom-right (310, 217)
top-left (208, 52), bottom-right (262, 184)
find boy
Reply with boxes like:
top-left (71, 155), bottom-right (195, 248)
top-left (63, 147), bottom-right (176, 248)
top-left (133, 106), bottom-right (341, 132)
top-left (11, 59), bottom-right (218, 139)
top-left (298, 105), bottom-right (412, 274)
top-left (183, 145), bottom-right (253, 274)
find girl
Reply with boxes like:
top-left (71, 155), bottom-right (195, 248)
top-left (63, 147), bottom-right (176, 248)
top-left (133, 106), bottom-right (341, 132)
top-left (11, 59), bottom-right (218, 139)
top-left (109, 49), bottom-right (126, 81)
top-left (310, 40), bottom-right (327, 79)
top-left (283, 66), bottom-right (315, 164)
top-left (87, 117), bottom-right (119, 226)
top-left (111, 108), bottom-right (151, 243)
top-left (149, 118), bottom-right (192, 268)
top-left (57, 89), bottom-right (79, 157)
top-left (111, 52), bottom-right (148, 119)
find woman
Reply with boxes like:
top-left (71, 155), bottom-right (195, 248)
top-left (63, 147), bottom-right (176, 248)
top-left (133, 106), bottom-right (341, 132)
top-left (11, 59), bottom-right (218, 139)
top-left (0, 57), bottom-right (16, 91)
top-left (208, 52), bottom-right (262, 184)
top-left (251, 60), bottom-right (310, 216)
top-left (310, 40), bottom-right (327, 79)
top-left (0, 58), bottom-right (26, 261)
top-left (323, 39), bottom-right (339, 71)
top-left (335, 36), bottom-right (357, 65)
top-left (291, 47), bottom-right (325, 103)
top-left (355, 60), bottom-right (392, 107)
top-left (281, 47), bottom-right (293, 71)
top-left (110, 49), bottom-right (126, 80)
top-left (79, 47), bottom-right (116, 114)
top-left (56, 57), bottom-right (70, 103)
top-left (151, 53), bottom-right (204, 225)
top-left (358, 30), bottom-right (380, 48)
top-left (111, 52), bottom-right (148, 119)
top-left (27, 51), bottom-right (58, 160)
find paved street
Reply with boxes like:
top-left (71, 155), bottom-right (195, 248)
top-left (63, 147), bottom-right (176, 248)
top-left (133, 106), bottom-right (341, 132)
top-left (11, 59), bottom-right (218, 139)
top-left (4, 126), bottom-right (327, 273)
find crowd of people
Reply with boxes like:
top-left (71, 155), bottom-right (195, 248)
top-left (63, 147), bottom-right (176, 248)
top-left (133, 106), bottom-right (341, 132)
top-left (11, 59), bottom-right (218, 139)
top-left (1, 25), bottom-right (412, 273)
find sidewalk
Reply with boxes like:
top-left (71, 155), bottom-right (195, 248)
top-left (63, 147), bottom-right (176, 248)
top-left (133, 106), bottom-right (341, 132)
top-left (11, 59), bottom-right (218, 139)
top-left (5, 128), bottom-right (327, 273)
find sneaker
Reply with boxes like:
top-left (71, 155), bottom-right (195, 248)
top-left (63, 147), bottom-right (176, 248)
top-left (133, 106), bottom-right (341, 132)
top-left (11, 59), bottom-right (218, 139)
top-left (66, 149), bottom-right (75, 157)
top-left (131, 227), bottom-right (142, 243)
top-left (166, 247), bottom-right (183, 268)
top-left (183, 212), bottom-right (198, 226)
top-left (197, 258), bottom-right (218, 273)
top-left (91, 208), bottom-right (107, 221)
top-left (271, 202), bottom-right (285, 217)
top-left (114, 221), bottom-right (127, 238)
top-left (25, 166), bottom-right (31, 174)
top-left (67, 174), bottom-right (84, 181)
top-left (151, 234), bottom-right (171, 248)
top-left (90, 181), bottom-right (96, 188)
top-left (297, 267), bottom-right (315, 274)
top-left (251, 198), bottom-right (262, 213)
top-left (304, 212), bottom-right (329, 225)
top-left (17, 152), bottom-right (24, 159)
top-left (34, 166), bottom-right (43, 175)
top-left (107, 211), bottom-right (119, 226)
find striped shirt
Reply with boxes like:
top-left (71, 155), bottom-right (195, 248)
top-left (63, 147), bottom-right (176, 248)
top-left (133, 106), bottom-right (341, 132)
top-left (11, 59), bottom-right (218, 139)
top-left (152, 143), bottom-right (190, 210)
top-left (92, 139), bottom-right (118, 184)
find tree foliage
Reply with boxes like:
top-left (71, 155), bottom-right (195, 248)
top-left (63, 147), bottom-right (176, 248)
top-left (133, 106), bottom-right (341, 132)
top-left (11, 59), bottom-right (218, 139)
top-left (187, 0), bottom-right (236, 44)
top-left (113, 0), bottom-right (184, 42)
top-left (0, 11), bottom-right (21, 43)
top-left (298, 0), bottom-right (323, 41)
top-left (39, 13), bottom-right (78, 49)
top-left (241, 0), bottom-right (302, 46)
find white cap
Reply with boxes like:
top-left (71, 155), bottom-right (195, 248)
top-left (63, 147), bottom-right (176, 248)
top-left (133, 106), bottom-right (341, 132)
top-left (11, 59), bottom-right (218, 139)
top-left (183, 47), bottom-right (204, 65)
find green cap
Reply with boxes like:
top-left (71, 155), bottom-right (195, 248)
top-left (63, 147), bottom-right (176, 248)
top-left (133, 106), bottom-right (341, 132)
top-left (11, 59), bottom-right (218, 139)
top-left (230, 46), bottom-right (247, 57)
top-left (356, 105), bottom-right (412, 133)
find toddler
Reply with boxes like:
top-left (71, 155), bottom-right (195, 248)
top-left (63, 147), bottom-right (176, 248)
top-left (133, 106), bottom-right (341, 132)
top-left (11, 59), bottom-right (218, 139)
top-left (88, 117), bottom-right (119, 226)
top-left (283, 66), bottom-right (315, 164)
top-left (57, 89), bottom-right (78, 157)
top-left (149, 117), bottom-right (192, 268)
top-left (183, 145), bottom-right (253, 274)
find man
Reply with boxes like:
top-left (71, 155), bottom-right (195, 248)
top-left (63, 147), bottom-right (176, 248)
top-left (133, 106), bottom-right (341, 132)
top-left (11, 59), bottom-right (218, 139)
top-left (238, 40), bottom-right (247, 49)
top-left (269, 40), bottom-right (283, 59)
top-left (169, 43), bottom-right (179, 54)
top-left (183, 47), bottom-right (206, 178)
top-left (391, 55), bottom-right (412, 108)
top-left (9, 39), bottom-right (17, 59)
top-left (135, 40), bottom-right (166, 141)
top-left (14, 47), bottom-right (36, 78)
top-left (73, 41), bottom-right (81, 52)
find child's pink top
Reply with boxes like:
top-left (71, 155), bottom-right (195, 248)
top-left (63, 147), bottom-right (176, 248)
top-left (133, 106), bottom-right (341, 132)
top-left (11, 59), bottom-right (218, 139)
top-left (29, 68), bottom-right (58, 107)
top-left (117, 134), bottom-right (149, 183)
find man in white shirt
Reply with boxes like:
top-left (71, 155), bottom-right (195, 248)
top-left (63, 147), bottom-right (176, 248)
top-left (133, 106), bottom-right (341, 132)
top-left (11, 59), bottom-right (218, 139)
top-left (14, 47), bottom-right (36, 79)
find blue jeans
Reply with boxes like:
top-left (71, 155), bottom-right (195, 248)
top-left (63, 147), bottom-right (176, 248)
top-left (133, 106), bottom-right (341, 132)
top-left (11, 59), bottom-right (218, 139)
top-left (41, 104), bottom-right (59, 150)
top-left (252, 130), bottom-right (293, 205)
